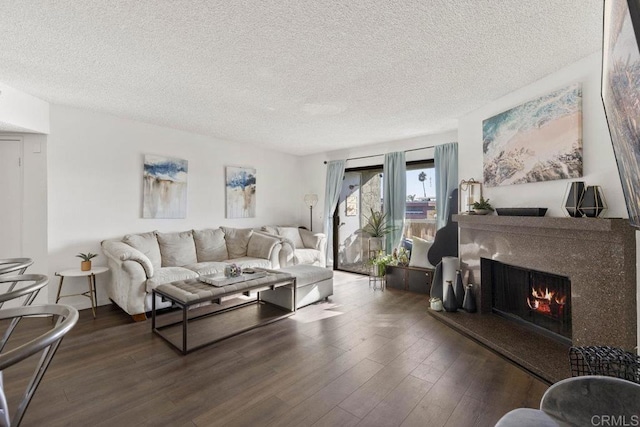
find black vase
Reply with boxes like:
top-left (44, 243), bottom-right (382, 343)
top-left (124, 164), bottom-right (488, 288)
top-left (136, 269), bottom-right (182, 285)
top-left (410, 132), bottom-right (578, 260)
top-left (579, 186), bottom-right (605, 218)
top-left (462, 284), bottom-right (477, 313)
top-left (430, 262), bottom-right (443, 300)
top-left (443, 281), bottom-right (457, 312)
top-left (565, 181), bottom-right (585, 217)
top-left (454, 270), bottom-right (465, 308)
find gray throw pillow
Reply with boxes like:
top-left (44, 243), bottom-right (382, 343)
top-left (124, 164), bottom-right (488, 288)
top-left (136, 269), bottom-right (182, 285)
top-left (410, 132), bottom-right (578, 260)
top-left (122, 231), bottom-right (162, 272)
top-left (193, 228), bottom-right (229, 262)
top-left (156, 231), bottom-right (198, 267)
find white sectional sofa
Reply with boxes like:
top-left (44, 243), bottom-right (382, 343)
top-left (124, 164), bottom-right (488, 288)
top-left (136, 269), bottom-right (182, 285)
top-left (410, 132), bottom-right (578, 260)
top-left (101, 227), bottom-right (282, 320)
top-left (260, 226), bottom-right (327, 267)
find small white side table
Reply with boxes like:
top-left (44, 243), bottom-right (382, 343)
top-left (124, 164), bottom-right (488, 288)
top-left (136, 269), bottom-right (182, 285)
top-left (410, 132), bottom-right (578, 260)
top-left (55, 267), bottom-right (108, 318)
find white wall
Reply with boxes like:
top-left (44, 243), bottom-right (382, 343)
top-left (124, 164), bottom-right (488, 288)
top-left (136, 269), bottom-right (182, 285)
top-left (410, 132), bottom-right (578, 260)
top-left (458, 52), bottom-right (626, 217)
top-left (0, 82), bottom-right (50, 133)
top-left (47, 105), bottom-right (301, 309)
top-left (298, 131), bottom-right (458, 233)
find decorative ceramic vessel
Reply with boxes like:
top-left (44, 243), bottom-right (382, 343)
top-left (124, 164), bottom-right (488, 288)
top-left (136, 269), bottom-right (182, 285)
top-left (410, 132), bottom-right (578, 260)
top-left (473, 209), bottom-right (491, 215)
top-left (430, 261), bottom-right (443, 300)
top-left (564, 181), bottom-right (585, 217)
top-left (81, 261), bottom-right (91, 271)
top-left (443, 281), bottom-right (457, 312)
top-left (462, 284), bottom-right (477, 313)
top-left (454, 270), bottom-right (465, 308)
top-left (429, 297), bottom-right (443, 311)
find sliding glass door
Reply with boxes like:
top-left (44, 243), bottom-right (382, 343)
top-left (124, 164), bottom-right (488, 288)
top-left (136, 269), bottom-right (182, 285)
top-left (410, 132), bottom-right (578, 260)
top-left (333, 161), bottom-right (435, 274)
top-left (334, 167), bottom-right (383, 274)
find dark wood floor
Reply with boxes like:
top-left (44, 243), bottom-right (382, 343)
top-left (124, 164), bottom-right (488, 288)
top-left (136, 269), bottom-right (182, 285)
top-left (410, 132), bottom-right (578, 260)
top-left (3, 271), bottom-right (547, 426)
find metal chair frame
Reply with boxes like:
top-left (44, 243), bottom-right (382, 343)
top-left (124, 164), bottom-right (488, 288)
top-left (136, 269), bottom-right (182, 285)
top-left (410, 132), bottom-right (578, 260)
top-left (0, 305), bottom-right (78, 427)
top-left (0, 275), bottom-right (49, 355)
top-left (0, 260), bottom-right (33, 277)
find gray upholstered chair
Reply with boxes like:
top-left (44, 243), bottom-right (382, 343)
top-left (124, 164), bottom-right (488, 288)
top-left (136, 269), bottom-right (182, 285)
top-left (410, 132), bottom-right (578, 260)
top-left (0, 304), bottom-right (78, 427)
top-left (495, 375), bottom-right (640, 426)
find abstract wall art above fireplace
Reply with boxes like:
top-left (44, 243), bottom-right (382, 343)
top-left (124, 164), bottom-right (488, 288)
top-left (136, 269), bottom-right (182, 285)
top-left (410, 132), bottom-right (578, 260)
top-left (482, 84), bottom-right (583, 187)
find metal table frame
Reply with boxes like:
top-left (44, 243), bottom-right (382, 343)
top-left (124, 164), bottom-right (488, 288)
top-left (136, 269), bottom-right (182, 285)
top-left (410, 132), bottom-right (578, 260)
top-left (151, 275), bottom-right (297, 354)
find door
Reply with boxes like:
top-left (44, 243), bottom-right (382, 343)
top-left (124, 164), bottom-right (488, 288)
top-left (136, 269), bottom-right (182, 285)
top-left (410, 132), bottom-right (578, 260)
top-left (335, 168), bottom-right (383, 274)
top-left (0, 139), bottom-right (23, 258)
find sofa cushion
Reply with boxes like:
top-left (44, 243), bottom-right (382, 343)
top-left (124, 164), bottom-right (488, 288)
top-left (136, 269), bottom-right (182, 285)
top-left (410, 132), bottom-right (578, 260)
top-left (222, 227), bottom-right (253, 259)
top-left (184, 261), bottom-right (227, 276)
top-left (156, 231), bottom-right (198, 267)
top-left (145, 267), bottom-right (199, 292)
top-left (123, 231), bottom-right (162, 272)
top-left (294, 248), bottom-right (323, 266)
top-left (279, 265), bottom-right (333, 287)
top-left (277, 227), bottom-right (305, 249)
top-left (193, 229), bottom-right (228, 262)
top-left (229, 257), bottom-right (272, 270)
top-left (247, 232), bottom-right (278, 259)
top-left (409, 236), bottom-right (435, 269)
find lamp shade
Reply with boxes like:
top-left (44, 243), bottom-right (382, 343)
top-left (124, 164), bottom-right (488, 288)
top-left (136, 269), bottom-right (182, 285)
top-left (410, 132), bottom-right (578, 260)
top-left (304, 194), bottom-right (319, 207)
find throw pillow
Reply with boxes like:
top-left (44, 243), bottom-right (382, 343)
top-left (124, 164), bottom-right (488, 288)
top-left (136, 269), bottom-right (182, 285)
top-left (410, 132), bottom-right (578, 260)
top-left (261, 225), bottom-right (278, 235)
top-left (221, 227), bottom-right (253, 259)
top-left (408, 237), bottom-right (436, 269)
top-left (277, 226), bottom-right (305, 249)
top-left (123, 231), bottom-right (162, 272)
top-left (193, 229), bottom-right (228, 262)
top-left (156, 231), bottom-right (198, 267)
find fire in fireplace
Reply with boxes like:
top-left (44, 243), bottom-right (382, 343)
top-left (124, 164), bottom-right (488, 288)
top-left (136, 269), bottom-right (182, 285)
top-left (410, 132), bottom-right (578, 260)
top-left (483, 258), bottom-right (572, 343)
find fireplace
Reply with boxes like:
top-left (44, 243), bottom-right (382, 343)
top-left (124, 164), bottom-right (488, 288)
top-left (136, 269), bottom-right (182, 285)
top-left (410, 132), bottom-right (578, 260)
top-left (456, 215), bottom-right (637, 349)
top-left (483, 258), bottom-right (571, 343)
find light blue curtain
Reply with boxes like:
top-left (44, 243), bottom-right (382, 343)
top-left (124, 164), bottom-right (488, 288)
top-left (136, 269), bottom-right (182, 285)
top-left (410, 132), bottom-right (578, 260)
top-left (435, 142), bottom-right (458, 230)
top-left (383, 152), bottom-right (406, 254)
top-left (322, 160), bottom-right (346, 267)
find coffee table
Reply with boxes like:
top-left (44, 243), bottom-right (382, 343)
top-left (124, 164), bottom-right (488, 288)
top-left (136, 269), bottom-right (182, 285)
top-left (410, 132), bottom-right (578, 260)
top-left (151, 270), bottom-right (296, 354)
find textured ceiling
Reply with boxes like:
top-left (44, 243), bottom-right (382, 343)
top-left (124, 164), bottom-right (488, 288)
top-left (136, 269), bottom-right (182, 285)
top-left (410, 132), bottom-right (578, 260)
top-left (0, 0), bottom-right (603, 155)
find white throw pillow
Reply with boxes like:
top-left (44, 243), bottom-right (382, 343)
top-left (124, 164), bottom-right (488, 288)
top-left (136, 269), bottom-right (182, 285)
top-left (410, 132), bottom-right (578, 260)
top-left (156, 231), bottom-right (198, 267)
top-left (193, 228), bottom-right (228, 262)
top-left (409, 237), bottom-right (435, 269)
top-left (277, 227), bottom-right (305, 249)
top-left (221, 227), bottom-right (254, 259)
top-left (123, 231), bottom-right (162, 272)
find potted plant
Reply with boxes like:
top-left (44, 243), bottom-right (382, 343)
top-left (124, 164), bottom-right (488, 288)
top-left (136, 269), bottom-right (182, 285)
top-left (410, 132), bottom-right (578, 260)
top-left (77, 252), bottom-right (98, 271)
top-left (369, 250), bottom-right (396, 277)
top-left (472, 197), bottom-right (494, 215)
top-left (359, 208), bottom-right (397, 257)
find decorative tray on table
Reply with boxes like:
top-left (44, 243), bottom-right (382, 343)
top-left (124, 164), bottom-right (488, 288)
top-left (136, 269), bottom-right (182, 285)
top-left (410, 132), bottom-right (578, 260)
top-left (199, 272), bottom-right (267, 286)
top-left (495, 208), bottom-right (548, 217)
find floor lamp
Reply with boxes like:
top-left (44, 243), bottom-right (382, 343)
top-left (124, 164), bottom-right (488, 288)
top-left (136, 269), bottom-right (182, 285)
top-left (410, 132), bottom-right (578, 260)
top-left (304, 194), bottom-right (318, 231)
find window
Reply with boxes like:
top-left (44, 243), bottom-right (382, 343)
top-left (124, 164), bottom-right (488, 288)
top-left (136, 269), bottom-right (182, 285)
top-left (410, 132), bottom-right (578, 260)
top-left (404, 162), bottom-right (436, 241)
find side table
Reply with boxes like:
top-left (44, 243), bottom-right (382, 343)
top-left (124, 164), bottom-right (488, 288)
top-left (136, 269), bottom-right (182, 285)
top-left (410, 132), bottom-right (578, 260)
top-left (55, 267), bottom-right (108, 318)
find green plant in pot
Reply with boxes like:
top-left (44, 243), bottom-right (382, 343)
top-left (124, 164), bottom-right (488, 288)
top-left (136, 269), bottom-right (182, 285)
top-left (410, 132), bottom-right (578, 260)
top-left (359, 208), bottom-right (397, 256)
top-left (472, 197), bottom-right (494, 215)
top-left (77, 252), bottom-right (98, 271)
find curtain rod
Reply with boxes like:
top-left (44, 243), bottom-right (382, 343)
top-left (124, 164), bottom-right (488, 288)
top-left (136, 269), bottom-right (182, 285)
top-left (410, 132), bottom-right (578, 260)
top-left (323, 145), bottom-right (435, 164)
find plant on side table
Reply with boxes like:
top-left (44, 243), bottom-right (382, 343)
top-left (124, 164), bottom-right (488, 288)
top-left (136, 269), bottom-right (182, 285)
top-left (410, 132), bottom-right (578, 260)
top-left (77, 252), bottom-right (98, 271)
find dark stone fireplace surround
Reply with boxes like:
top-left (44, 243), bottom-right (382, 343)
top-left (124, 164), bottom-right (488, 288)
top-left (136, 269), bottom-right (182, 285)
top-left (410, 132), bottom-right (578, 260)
top-left (455, 215), bottom-right (637, 350)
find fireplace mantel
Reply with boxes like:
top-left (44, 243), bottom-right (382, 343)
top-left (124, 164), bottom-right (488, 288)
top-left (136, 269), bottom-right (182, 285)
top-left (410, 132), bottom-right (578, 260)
top-left (455, 214), bottom-right (637, 350)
